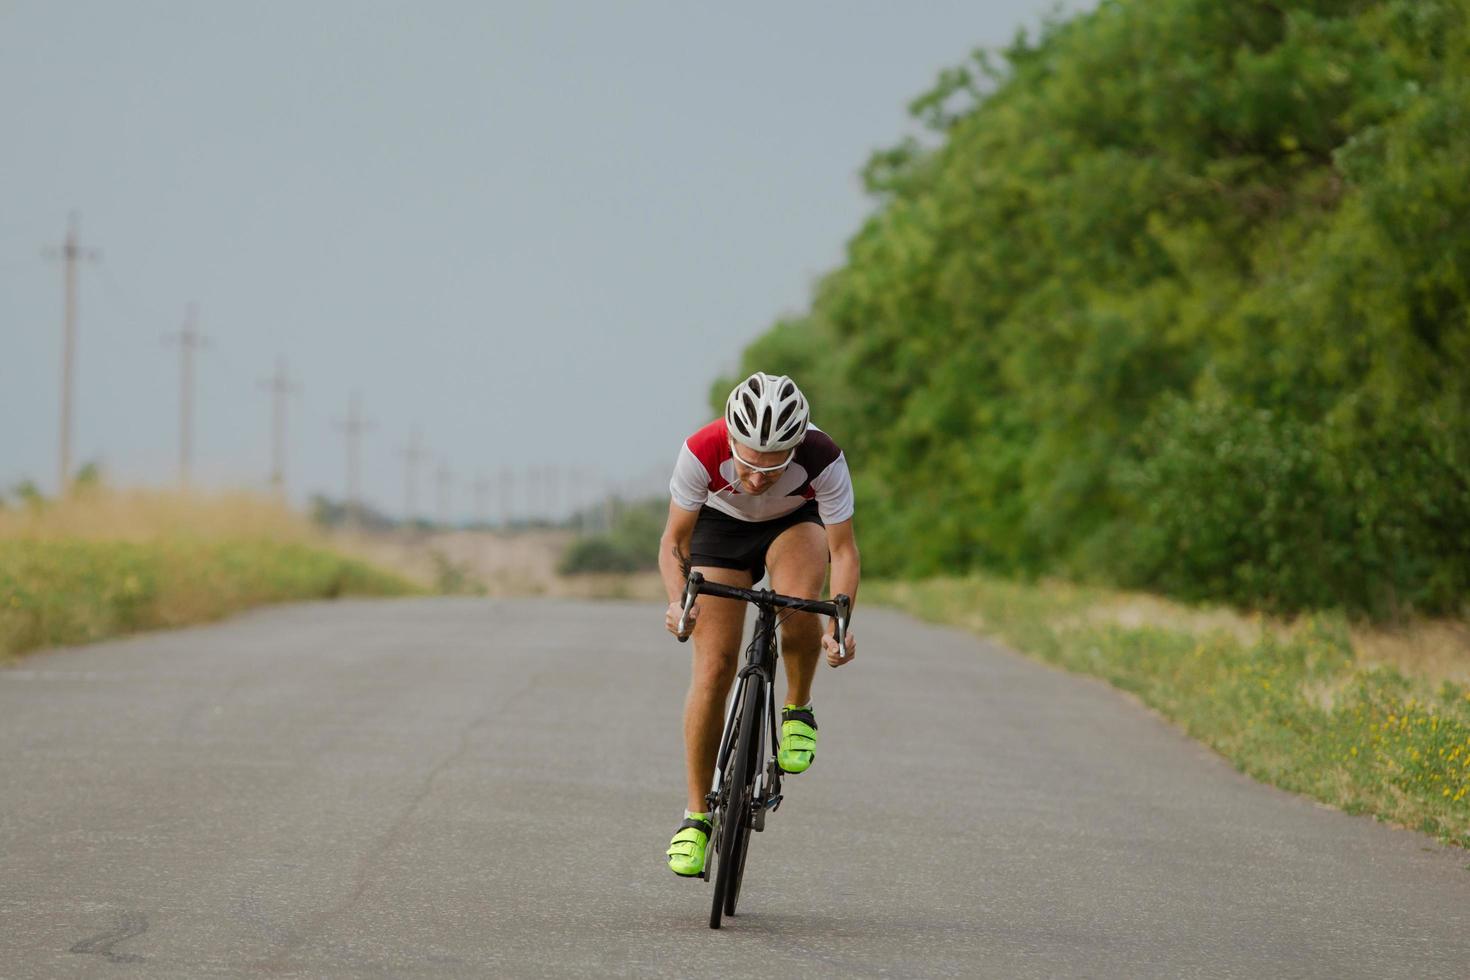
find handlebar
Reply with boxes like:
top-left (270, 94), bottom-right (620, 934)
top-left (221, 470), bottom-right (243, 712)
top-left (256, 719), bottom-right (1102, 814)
top-left (676, 571), bottom-right (852, 652)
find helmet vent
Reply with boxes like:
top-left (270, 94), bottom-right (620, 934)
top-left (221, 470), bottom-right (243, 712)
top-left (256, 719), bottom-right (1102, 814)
top-left (759, 406), bottom-right (772, 443)
top-left (779, 381), bottom-right (795, 400)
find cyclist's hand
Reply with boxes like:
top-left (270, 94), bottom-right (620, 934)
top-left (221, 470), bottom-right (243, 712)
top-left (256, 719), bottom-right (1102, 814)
top-left (823, 629), bottom-right (856, 668)
top-left (666, 600), bottom-right (699, 639)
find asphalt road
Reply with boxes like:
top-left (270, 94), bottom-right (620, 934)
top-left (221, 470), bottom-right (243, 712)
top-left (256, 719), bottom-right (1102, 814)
top-left (2, 597), bottom-right (1467, 979)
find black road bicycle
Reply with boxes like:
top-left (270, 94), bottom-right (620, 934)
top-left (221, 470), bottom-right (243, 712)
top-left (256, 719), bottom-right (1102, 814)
top-left (676, 570), bottom-right (852, 929)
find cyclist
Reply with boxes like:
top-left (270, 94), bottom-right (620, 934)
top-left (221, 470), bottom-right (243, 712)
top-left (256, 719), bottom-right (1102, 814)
top-left (659, 372), bottom-right (860, 877)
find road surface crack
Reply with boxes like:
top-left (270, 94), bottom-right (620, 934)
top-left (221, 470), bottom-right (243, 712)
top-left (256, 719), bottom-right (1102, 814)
top-left (70, 910), bottom-right (148, 964)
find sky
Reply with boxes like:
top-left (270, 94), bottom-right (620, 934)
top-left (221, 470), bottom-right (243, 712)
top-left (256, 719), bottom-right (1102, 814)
top-left (1, 0), bottom-right (1084, 522)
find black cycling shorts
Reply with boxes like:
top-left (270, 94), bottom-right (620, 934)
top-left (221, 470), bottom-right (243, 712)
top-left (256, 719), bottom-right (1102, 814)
top-left (689, 500), bottom-right (825, 583)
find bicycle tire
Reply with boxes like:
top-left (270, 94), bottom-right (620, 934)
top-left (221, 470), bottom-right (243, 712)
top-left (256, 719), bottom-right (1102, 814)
top-left (720, 672), bottom-right (764, 920)
top-left (707, 706), bottom-right (739, 930)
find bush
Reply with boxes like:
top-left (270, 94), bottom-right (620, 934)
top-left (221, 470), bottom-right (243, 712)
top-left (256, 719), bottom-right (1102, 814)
top-left (1116, 396), bottom-right (1470, 615)
top-left (560, 537), bottom-right (646, 574)
top-left (1116, 397), bottom-right (1347, 610)
top-left (559, 498), bottom-right (665, 575)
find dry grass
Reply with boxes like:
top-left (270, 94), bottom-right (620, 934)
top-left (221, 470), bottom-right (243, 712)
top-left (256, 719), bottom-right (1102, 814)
top-left (0, 488), bottom-right (311, 543)
top-left (1068, 584), bottom-right (1470, 690)
top-left (332, 527), bottom-right (666, 600)
top-left (1351, 620), bottom-right (1470, 687)
top-left (1080, 592), bottom-right (1274, 647)
top-left (0, 488), bottom-right (413, 661)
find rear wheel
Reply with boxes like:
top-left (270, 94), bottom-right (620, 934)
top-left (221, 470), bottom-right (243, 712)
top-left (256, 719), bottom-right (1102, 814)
top-left (709, 673), bottom-right (764, 929)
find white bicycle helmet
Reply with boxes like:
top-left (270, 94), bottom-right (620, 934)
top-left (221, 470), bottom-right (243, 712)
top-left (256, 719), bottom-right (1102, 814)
top-left (724, 372), bottom-right (810, 452)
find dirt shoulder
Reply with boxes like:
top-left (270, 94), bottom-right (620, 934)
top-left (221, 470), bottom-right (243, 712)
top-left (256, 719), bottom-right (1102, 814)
top-left (330, 528), bottom-right (665, 601)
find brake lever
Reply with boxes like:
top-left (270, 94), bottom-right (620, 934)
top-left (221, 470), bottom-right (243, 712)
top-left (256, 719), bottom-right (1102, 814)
top-left (831, 594), bottom-right (851, 660)
top-left (676, 571), bottom-right (704, 642)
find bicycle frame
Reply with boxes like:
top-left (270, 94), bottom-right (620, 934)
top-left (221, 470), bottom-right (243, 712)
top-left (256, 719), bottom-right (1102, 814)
top-left (706, 600), bottom-right (780, 823)
top-left (674, 571), bottom-right (851, 924)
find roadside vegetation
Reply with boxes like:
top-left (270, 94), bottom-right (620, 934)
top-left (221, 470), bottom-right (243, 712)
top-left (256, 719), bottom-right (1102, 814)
top-left (0, 485), bottom-right (415, 662)
top-left (873, 577), bottom-right (1470, 846)
top-left (559, 498), bottom-right (664, 575)
top-left (719, 0), bottom-right (1469, 619)
top-left (710, 1), bottom-right (1469, 842)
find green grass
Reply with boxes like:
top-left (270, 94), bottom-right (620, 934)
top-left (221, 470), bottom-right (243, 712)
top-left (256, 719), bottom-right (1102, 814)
top-left (871, 576), bottom-right (1470, 847)
top-left (0, 537), bottom-right (417, 661)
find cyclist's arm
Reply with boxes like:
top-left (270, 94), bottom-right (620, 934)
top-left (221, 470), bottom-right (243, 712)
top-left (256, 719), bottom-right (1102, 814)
top-left (658, 500), bottom-right (701, 604)
top-left (824, 517), bottom-right (860, 617)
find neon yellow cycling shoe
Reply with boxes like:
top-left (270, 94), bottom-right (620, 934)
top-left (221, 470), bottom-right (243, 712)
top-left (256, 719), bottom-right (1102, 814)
top-left (666, 813), bottom-right (711, 877)
top-left (777, 705), bottom-right (818, 774)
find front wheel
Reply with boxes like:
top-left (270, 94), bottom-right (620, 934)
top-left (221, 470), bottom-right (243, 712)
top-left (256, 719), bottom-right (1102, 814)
top-left (709, 673), bottom-right (764, 929)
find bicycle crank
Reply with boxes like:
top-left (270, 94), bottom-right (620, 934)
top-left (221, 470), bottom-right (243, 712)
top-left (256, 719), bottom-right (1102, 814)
top-left (752, 761), bottom-right (784, 832)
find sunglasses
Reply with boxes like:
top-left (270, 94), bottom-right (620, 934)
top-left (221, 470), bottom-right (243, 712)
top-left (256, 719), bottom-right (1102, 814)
top-left (729, 441), bottom-right (795, 474)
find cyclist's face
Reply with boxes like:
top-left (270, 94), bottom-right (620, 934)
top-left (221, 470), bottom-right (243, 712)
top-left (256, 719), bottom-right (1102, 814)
top-left (729, 441), bottom-right (792, 494)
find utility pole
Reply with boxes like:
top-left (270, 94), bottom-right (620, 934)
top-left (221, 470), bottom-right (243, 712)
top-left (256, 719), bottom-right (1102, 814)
top-left (546, 465), bottom-right (561, 525)
top-left (397, 427), bottom-right (428, 525)
top-left (333, 392), bottom-right (375, 527)
top-left (526, 466), bottom-right (542, 524)
top-left (472, 475), bottom-right (491, 528)
top-left (44, 213), bottom-right (100, 494)
top-left (163, 304), bottom-right (208, 489)
top-left (498, 467), bottom-right (514, 529)
top-left (569, 468), bottom-right (591, 528)
top-left (257, 357), bottom-right (298, 497)
top-left (434, 459), bottom-right (453, 528)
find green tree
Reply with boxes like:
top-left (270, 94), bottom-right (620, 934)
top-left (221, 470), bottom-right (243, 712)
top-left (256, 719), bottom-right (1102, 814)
top-left (724, 0), bottom-right (1470, 615)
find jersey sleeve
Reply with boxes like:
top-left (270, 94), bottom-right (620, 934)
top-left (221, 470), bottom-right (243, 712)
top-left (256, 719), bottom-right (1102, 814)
top-left (810, 451), bottom-right (854, 524)
top-left (668, 442), bottom-right (709, 512)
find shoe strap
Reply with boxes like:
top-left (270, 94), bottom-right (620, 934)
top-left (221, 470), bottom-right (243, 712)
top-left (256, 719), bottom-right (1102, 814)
top-left (781, 707), bottom-right (817, 730)
top-left (678, 816), bottom-right (711, 835)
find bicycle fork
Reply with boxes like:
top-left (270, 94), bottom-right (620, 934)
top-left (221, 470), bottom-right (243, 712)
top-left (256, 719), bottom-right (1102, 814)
top-left (752, 678), bottom-right (784, 830)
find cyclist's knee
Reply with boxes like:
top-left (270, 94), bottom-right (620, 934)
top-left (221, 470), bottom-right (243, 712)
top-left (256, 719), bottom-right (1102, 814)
top-left (690, 644), bottom-right (738, 691)
top-left (779, 612), bottom-right (823, 651)
top-left (768, 546), bottom-right (827, 603)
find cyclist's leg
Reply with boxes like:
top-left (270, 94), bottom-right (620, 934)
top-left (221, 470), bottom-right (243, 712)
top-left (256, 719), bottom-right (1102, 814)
top-left (682, 565), bottom-right (753, 813)
top-left (765, 520), bottom-right (829, 708)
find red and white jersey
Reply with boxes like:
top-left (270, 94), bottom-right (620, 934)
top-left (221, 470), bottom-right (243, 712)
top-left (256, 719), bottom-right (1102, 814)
top-left (669, 419), bottom-right (855, 524)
